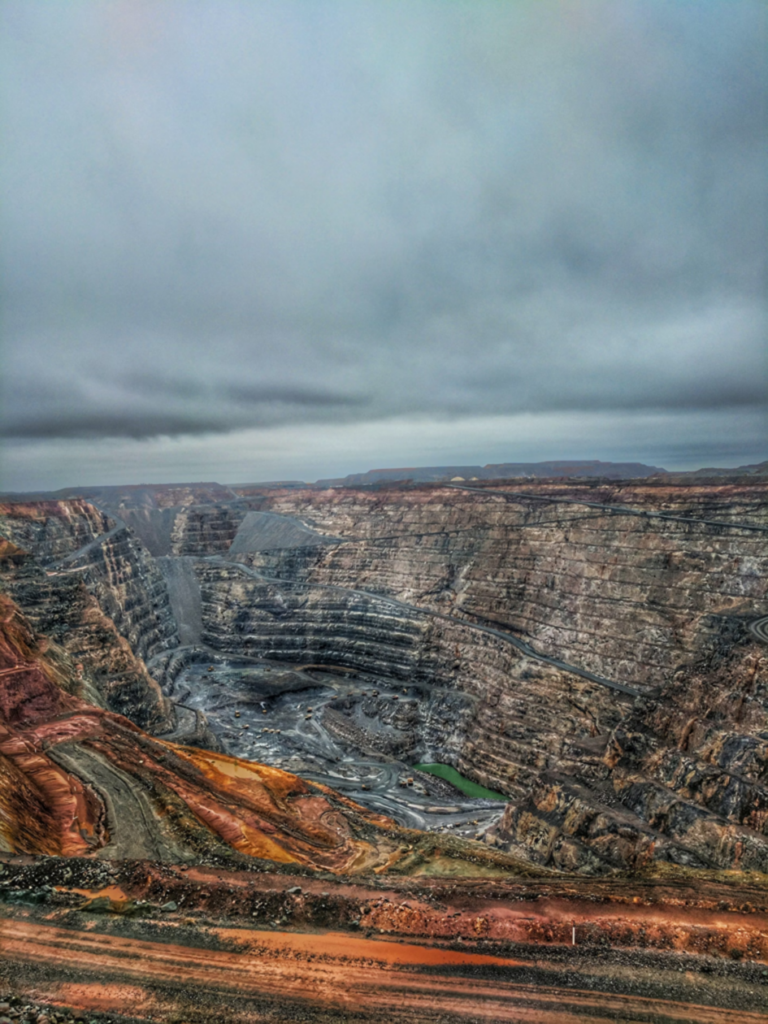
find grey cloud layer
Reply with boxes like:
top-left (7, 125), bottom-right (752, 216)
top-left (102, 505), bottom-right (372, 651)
top-left (1, 0), bottom-right (766, 444)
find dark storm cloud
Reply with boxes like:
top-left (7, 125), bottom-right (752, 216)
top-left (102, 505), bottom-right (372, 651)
top-left (2, 412), bottom-right (229, 441)
top-left (1, 0), bottom-right (765, 446)
top-left (2, 371), bottom-right (366, 439)
top-left (224, 384), bottom-right (366, 408)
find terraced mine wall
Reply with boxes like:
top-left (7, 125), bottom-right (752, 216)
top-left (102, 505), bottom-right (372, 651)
top-left (1, 482), bottom-right (766, 876)
top-left (67, 525), bottom-right (179, 667)
top-left (101, 501), bottom-right (252, 558)
top-left (195, 559), bottom-right (625, 801)
top-left (0, 502), bottom-right (176, 731)
top-left (170, 503), bottom-right (249, 555)
top-left (0, 501), bottom-right (112, 563)
top-left (492, 633), bottom-right (768, 874)
top-left (215, 481), bottom-right (768, 874)
top-left (237, 483), bottom-right (768, 690)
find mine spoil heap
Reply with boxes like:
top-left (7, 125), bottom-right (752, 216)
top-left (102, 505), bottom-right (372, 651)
top-left (0, 475), bottom-right (767, 1022)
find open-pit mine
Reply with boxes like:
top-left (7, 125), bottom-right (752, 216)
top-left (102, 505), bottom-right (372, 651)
top-left (1, 468), bottom-right (767, 1022)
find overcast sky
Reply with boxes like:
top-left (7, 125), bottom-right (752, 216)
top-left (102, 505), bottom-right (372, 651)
top-left (1, 0), bottom-right (766, 489)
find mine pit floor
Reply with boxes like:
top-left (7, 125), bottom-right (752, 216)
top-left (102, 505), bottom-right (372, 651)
top-left (167, 657), bottom-right (507, 835)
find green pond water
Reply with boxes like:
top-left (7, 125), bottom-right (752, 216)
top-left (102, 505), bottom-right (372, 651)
top-left (413, 763), bottom-right (509, 801)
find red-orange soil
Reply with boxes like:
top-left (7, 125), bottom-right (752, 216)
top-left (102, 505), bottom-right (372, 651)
top-left (2, 909), bottom-right (766, 1023)
top-left (2, 857), bottom-right (768, 1022)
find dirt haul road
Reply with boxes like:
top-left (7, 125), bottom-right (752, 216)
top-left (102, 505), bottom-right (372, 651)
top-left (2, 907), bottom-right (767, 1023)
top-left (2, 858), bottom-right (768, 1022)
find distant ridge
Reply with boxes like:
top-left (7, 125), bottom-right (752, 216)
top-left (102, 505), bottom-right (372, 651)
top-left (316, 460), bottom-right (667, 487)
top-left (658, 460), bottom-right (768, 480)
top-left (3, 461), bottom-right (765, 502)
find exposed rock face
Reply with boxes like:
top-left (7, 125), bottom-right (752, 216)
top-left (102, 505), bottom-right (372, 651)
top-left (170, 503), bottom-right (248, 556)
top-left (238, 482), bottom-right (767, 690)
top-left (0, 546), bottom-right (172, 733)
top-left (610, 633), bottom-right (768, 864)
top-left (213, 480), bottom-right (767, 873)
top-left (0, 503), bottom-right (178, 731)
top-left (0, 501), bottom-right (179, 665)
top-left (0, 592), bottom-right (108, 855)
top-left (195, 561), bottom-right (624, 801)
top-left (97, 484), bottom-right (236, 553)
top-left (0, 501), bottom-right (111, 564)
top-left (3, 477), bottom-right (768, 1024)
top-left (492, 628), bottom-right (768, 874)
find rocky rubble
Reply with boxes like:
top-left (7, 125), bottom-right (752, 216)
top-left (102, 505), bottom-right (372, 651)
top-left (0, 994), bottom-right (120, 1024)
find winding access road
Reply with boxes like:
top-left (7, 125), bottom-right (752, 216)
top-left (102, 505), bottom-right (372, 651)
top-left (749, 616), bottom-right (768, 644)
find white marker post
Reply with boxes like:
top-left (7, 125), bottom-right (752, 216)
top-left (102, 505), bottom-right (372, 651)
top-left (572, 925), bottom-right (576, 946)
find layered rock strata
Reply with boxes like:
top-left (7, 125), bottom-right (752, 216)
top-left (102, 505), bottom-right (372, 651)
top-left (170, 503), bottom-right (248, 556)
top-left (235, 482), bottom-right (768, 690)
top-left (195, 560), bottom-right (624, 801)
top-left (0, 501), bottom-right (179, 666)
top-left (215, 480), bottom-right (768, 873)
top-left (0, 540), bottom-right (172, 732)
top-left (2, 480), bottom-right (766, 877)
top-left (492, 625), bottom-right (768, 873)
top-left (0, 503), bottom-right (178, 730)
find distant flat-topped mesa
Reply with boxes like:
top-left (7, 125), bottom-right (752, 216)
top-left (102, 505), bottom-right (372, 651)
top-left (313, 459), bottom-right (768, 488)
top-left (317, 461), bottom-right (667, 486)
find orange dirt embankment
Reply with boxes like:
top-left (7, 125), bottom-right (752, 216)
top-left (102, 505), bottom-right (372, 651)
top-left (0, 595), bottom-right (106, 855)
top-left (154, 879), bottom-right (768, 961)
top-left (6, 856), bottom-right (767, 964)
top-left (0, 591), bottom-right (407, 872)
